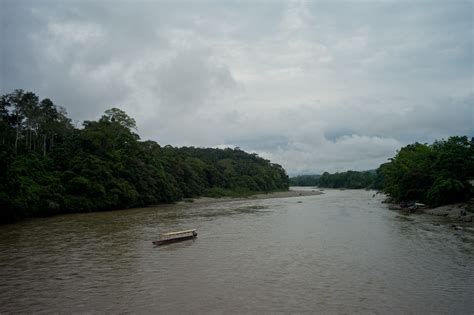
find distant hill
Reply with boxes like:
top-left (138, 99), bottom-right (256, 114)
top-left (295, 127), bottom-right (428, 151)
top-left (290, 170), bottom-right (377, 189)
top-left (289, 174), bottom-right (320, 186)
top-left (317, 170), bottom-right (376, 189)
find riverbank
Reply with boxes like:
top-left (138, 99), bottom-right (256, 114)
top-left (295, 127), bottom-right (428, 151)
top-left (424, 203), bottom-right (474, 222)
top-left (386, 198), bottom-right (474, 223)
top-left (183, 189), bottom-right (323, 205)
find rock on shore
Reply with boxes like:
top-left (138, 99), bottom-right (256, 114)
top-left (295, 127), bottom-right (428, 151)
top-left (425, 203), bottom-right (473, 222)
top-left (385, 197), bottom-right (474, 223)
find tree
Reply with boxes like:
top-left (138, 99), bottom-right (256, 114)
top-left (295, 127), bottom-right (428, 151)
top-left (101, 108), bottom-right (137, 131)
top-left (379, 137), bottom-right (474, 206)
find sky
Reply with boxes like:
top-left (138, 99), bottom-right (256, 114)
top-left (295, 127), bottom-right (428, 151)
top-left (1, 0), bottom-right (473, 175)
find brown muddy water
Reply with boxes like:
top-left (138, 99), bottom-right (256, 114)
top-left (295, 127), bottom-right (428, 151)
top-left (0, 189), bottom-right (473, 313)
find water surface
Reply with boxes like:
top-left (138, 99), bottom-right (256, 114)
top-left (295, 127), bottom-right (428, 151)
top-left (1, 189), bottom-right (473, 313)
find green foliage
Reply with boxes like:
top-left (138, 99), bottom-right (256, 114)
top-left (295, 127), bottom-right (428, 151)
top-left (318, 170), bottom-right (376, 189)
top-left (0, 89), bottom-right (73, 157)
top-left (101, 108), bottom-right (137, 131)
top-left (379, 136), bottom-right (474, 206)
top-left (289, 175), bottom-right (320, 186)
top-left (290, 136), bottom-right (473, 208)
top-left (426, 178), bottom-right (468, 207)
top-left (290, 171), bottom-right (375, 189)
top-left (0, 90), bottom-right (289, 223)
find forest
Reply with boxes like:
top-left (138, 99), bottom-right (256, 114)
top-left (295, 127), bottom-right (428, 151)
top-left (290, 171), bottom-right (375, 189)
top-left (0, 90), bottom-right (289, 223)
top-left (318, 170), bottom-right (376, 189)
top-left (378, 136), bottom-right (474, 207)
top-left (290, 136), bottom-right (474, 207)
top-left (289, 174), bottom-right (320, 186)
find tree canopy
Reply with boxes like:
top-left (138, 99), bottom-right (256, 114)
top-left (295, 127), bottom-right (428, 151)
top-left (379, 136), bottom-right (474, 206)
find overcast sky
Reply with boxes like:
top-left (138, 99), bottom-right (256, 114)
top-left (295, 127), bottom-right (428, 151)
top-left (1, 0), bottom-right (472, 175)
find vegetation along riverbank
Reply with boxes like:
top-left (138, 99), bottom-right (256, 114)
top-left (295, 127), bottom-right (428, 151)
top-left (291, 136), bottom-right (474, 222)
top-left (0, 90), bottom-right (289, 224)
top-left (2, 89), bottom-right (472, 224)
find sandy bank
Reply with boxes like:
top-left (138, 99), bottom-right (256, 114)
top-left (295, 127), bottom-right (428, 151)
top-left (183, 189), bottom-right (323, 205)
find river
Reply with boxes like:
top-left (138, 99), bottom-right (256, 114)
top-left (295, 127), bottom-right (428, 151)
top-left (0, 188), bottom-right (473, 313)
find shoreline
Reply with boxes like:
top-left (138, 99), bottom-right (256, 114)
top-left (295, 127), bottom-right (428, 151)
top-left (386, 199), bottom-right (474, 224)
top-left (182, 189), bottom-right (323, 205)
top-left (1, 189), bottom-right (323, 225)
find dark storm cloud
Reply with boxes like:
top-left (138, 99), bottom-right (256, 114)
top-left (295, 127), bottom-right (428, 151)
top-left (1, 0), bottom-right (472, 174)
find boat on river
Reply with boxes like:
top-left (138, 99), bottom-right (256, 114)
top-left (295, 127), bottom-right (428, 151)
top-left (152, 229), bottom-right (197, 246)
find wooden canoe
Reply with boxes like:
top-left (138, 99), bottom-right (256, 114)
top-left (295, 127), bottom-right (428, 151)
top-left (152, 229), bottom-right (197, 246)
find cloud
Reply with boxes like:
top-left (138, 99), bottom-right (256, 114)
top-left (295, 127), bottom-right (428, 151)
top-left (258, 134), bottom-right (403, 175)
top-left (154, 49), bottom-right (237, 112)
top-left (1, 0), bottom-right (472, 175)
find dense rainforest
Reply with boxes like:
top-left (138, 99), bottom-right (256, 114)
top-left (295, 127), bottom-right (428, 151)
top-left (290, 136), bottom-right (474, 207)
top-left (0, 90), bottom-right (289, 223)
top-left (378, 136), bottom-right (474, 207)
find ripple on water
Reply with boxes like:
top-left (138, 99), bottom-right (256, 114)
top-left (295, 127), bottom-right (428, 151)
top-left (0, 189), bottom-right (473, 313)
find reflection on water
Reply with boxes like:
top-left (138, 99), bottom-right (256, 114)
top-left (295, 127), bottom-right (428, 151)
top-left (0, 189), bottom-right (473, 313)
